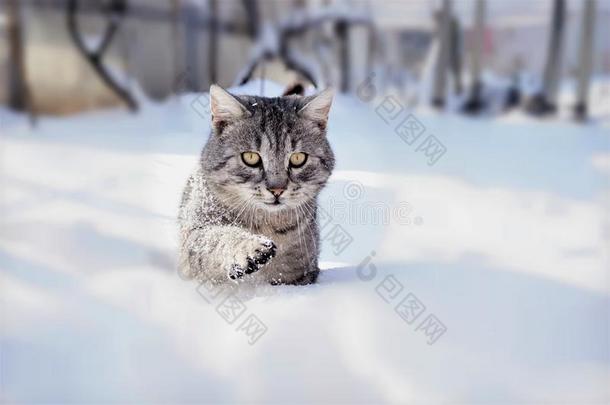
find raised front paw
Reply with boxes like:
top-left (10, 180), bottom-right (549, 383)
top-left (227, 236), bottom-right (277, 280)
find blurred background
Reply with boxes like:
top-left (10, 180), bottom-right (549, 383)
top-left (1, 0), bottom-right (609, 116)
top-left (1, 1), bottom-right (609, 404)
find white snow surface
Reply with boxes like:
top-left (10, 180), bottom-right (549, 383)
top-left (1, 80), bottom-right (609, 403)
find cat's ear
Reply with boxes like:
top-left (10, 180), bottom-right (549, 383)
top-left (209, 84), bottom-right (251, 132)
top-left (298, 88), bottom-right (334, 130)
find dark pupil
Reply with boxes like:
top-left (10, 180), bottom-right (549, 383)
top-left (292, 154), bottom-right (306, 167)
top-left (243, 153), bottom-right (259, 167)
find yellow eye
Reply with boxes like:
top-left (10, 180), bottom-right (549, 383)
top-left (289, 152), bottom-right (308, 168)
top-left (241, 151), bottom-right (261, 167)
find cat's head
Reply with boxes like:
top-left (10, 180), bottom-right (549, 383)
top-left (201, 85), bottom-right (335, 212)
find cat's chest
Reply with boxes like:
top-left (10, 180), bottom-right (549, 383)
top-left (246, 216), bottom-right (318, 284)
top-left (252, 218), bottom-right (312, 244)
top-left (255, 223), bottom-right (300, 246)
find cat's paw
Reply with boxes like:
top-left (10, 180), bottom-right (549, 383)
top-left (227, 236), bottom-right (277, 280)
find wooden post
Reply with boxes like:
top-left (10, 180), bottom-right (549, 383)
top-left (184, 3), bottom-right (200, 91)
top-left (336, 20), bottom-right (350, 93)
top-left (462, 0), bottom-right (485, 113)
top-left (449, 16), bottom-right (463, 95)
top-left (525, 0), bottom-right (565, 115)
top-left (6, 0), bottom-right (33, 116)
top-left (432, 0), bottom-right (451, 108)
top-left (171, 0), bottom-right (183, 94)
top-left (574, 0), bottom-right (596, 120)
top-left (541, 0), bottom-right (566, 107)
top-left (208, 0), bottom-right (218, 85)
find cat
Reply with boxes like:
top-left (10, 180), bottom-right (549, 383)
top-left (178, 84), bottom-right (335, 285)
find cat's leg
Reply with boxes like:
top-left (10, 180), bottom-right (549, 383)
top-left (289, 268), bottom-right (319, 285)
top-left (179, 226), bottom-right (276, 282)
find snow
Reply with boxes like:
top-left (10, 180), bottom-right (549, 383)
top-left (1, 80), bottom-right (609, 403)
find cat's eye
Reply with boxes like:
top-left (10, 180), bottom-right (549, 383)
top-left (241, 151), bottom-right (261, 167)
top-left (289, 152), bottom-right (308, 168)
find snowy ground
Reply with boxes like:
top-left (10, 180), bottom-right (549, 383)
top-left (1, 82), bottom-right (609, 403)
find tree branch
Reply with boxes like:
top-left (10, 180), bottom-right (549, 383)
top-left (66, 0), bottom-right (138, 112)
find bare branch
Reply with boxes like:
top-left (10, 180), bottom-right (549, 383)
top-left (66, 0), bottom-right (138, 111)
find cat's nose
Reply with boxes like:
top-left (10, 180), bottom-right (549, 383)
top-left (267, 187), bottom-right (285, 198)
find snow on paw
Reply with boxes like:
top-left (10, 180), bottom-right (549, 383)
top-left (227, 236), bottom-right (277, 280)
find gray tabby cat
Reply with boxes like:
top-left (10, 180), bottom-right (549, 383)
top-left (178, 85), bottom-right (335, 285)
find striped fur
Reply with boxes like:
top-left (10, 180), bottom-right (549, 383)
top-left (178, 87), bottom-right (335, 285)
